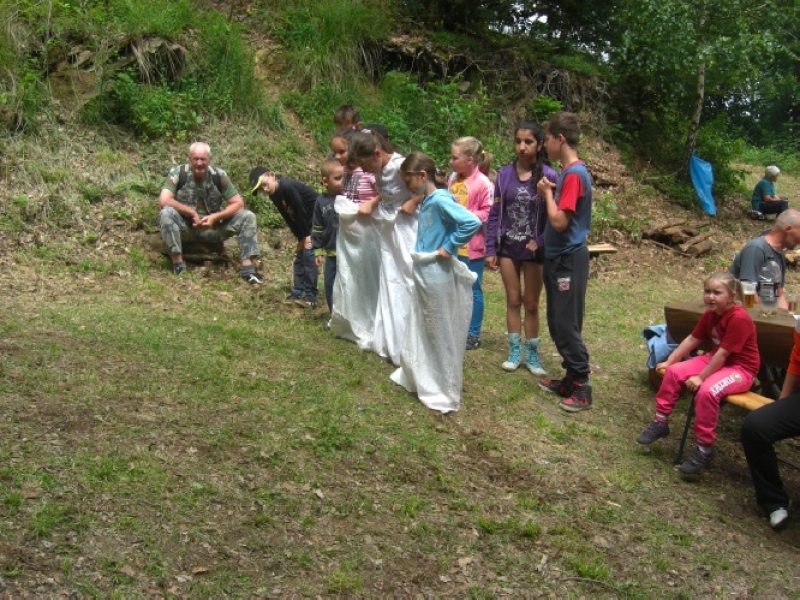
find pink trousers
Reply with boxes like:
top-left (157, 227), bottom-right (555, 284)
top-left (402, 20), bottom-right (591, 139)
top-left (656, 354), bottom-right (754, 445)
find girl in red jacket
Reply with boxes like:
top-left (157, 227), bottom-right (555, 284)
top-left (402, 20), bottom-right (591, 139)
top-left (637, 272), bottom-right (760, 476)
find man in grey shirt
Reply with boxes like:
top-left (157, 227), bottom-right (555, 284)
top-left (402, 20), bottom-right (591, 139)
top-left (730, 208), bottom-right (800, 311)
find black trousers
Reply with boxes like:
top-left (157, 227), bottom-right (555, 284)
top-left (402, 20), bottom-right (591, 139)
top-left (741, 394), bottom-right (800, 513)
top-left (543, 246), bottom-right (590, 382)
top-left (324, 256), bottom-right (337, 314)
top-left (759, 200), bottom-right (789, 216)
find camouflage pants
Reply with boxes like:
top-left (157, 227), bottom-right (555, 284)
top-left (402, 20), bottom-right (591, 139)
top-left (159, 206), bottom-right (260, 259)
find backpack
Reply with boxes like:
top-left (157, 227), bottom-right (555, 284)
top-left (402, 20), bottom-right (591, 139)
top-left (175, 164), bottom-right (223, 194)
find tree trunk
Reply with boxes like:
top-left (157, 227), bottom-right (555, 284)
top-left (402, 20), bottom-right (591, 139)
top-left (679, 58), bottom-right (706, 184)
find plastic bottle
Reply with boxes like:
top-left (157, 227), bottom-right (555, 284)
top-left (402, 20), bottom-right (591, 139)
top-left (758, 258), bottom-right (781, 316)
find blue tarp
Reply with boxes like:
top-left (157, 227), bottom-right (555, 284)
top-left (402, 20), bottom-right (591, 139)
top-left (689, 153), bottom-right (716, 217)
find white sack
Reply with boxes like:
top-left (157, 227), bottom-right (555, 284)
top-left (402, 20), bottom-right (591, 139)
top-left (329, 196), bottom-right (381, 349)
top-left (370, 204), bottom-right (418, 366)
top-left (390, 252), bottom-right (477, 413)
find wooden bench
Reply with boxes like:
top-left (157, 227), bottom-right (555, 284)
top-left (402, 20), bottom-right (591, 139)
top-left (654, 367), bottom-right (774, 463)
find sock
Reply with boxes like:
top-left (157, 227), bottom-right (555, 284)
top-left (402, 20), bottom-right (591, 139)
top-left (698, 445), bottom-right (712, 454)
top-left (655, 413), bottom-right (668, 423)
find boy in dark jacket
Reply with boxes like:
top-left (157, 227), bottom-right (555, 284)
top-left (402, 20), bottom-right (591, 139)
top-left (249, 167), bottom-right (319, 307)
top-left (312, 160), bottom-right (344, 316)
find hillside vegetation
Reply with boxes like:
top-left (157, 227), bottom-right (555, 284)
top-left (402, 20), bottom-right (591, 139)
top-left (1, 1), bottom-right (800, 597)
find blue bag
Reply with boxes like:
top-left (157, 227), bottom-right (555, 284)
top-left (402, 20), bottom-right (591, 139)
top-left (689, 153), bottom-right (716, 217)
top-left (642, 324), bottom-right (678, 369)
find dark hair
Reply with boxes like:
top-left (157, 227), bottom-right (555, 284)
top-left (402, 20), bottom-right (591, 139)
top-left (515, 121), bottom-right (548, 182)
top-left (401, 151), bottom-right (437, 182)
top-left (333, 104), bottom-right (360, 127)
top-left (363, 123), bottom-right (389, 141)
top-left (331, 127), bottom-right (356, 143)
top-left (544, 112), bottom-right (581, 147)
top-left (348, 130), bottom-right (394, 161)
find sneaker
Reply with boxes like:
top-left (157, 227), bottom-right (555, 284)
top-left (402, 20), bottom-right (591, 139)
top-left (559, 382), bottom-right (592, 412)
top-left (466, 334), bottom-right (481, 350)
top-left (294, 296), bottom-right (318, 309)
top-left (241, 272), bottom-right (264, 285)
top-left (636, 420), bottom-right (670, 445)
top-left (285, 292), bottom-right (302, 303)
top-left (501, 333), bottom-right (523, 371)
top-left (173, 264), bottom-right (187, 276)
top-left (678, 445), bottom-right (714, 475)
top-left (525, 338), bottom-right (547, 376)
top-left (538, 374), bottom-right (574, 398)
top-left (769, 508), bottom-right (789, 530)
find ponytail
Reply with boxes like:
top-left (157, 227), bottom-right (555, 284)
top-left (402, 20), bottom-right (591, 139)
top-left (453, 136), bottom-right (485, 165)
top-left (349, 129), bottom-right (394, 162)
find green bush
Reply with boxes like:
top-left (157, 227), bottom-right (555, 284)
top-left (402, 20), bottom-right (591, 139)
top-left (526, 96), bottom-right (563, 124)
top-left (694, 115), bottom-right (746, 197)
top-left (275, 0), bottom-right (390, 89)
top-left (281, 81), bottom-right (366, 147)
top-left (591, 192), bottom-right (641, 242)
top-left (92, 70), bottom-right (202, 141)
top-left (21, 0), bottom-right (193, 47)
top-left (374, 72), bottom-right (505, 165)
top-left (738, 145), bottom-right (800, 175)
top-left (2, 1), bottom-right (265, 137)
top-left (0, 58), bottom-right (49, 132)
top-left (186, 14), bottom-right (259, 116)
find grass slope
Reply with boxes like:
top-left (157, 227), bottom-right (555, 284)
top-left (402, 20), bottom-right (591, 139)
top-left (1, 121), bottom-right (799, 597)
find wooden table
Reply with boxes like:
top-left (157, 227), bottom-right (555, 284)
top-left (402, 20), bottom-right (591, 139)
top-left (664, 301), bottom-right (796, 398)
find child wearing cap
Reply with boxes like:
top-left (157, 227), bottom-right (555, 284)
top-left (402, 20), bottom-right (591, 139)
top-left (249, 167), bottom-right (319, 308)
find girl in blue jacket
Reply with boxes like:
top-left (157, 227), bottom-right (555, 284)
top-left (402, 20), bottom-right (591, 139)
top-left (390, 152), bottom-right (482, 413)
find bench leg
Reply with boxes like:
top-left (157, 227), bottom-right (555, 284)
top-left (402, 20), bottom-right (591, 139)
top-left (674, 396), bottom-right (695, 465)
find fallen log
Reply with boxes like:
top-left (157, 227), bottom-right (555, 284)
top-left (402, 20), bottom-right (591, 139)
top-left (679, 231), bottom-right (716, 253)
top-left (642, 219), bottom-right (687, 236)
top-left (683, 240), bottom-right (713, 257)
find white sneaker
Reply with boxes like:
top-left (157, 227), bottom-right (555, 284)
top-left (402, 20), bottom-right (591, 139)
top-left (769, 508), bottom-right (789, 530)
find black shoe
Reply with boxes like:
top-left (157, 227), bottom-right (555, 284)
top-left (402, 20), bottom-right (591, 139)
top-left (285, 292), bottom-right (302, 303)
top-left (466, 335), bottom-right (481, 350)
top-left (173, 264), bottom-right (187, 276)
top-left (538, 374), bottom-right (574, 398)
top-left (241, 272), bottom-right (264, 285)
top-left (636, 420), bottom-right (670, 445)
top-left (559, 382), bottom-right (592, 412)
top-left (679, 446), bottom-right (714, 475)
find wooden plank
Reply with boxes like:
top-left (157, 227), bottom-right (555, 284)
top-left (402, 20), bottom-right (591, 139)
top-left (588, 243), bottom-right (617, 255)
top-left (725, 392), bottom-right (773, 411)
